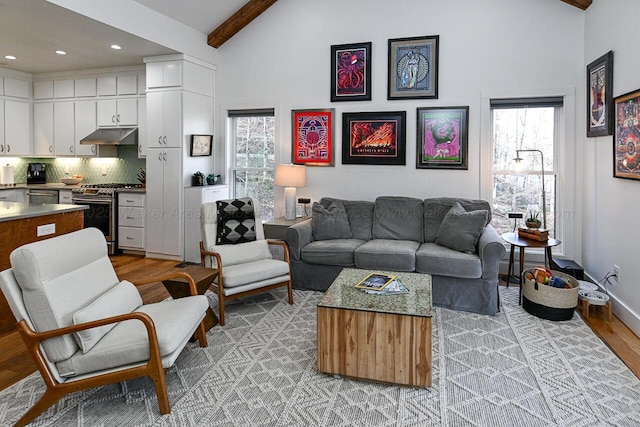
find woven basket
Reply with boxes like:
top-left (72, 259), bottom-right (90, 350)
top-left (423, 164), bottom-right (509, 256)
top-left (522, 269), bottom-right (579, 321)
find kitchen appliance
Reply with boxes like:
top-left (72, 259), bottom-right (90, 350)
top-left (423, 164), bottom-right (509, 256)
top-left (72, 183), bottom-right (143, 255)
top-left (27, 189), bottom-right (59, 205)
top-left (27, 163), bottom-right (47, 184)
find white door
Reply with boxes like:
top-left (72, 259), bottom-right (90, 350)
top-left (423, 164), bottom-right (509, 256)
top-left (146, 91), bottom-right (164, 148)
top-left (116, 98), bottom-right (137, 126)
top-left (33, 103), bottom-right (54, 156)
top-left (75, 101), bottom-right (97, 156)
top-left (145, 149), bottom-right (165, 255)
top-left (4, 100), bottom-right (31, 156)
top-left (54, 102), bottom-right (75, 156)
top-left (162, 92), bottom-right (181, 147)
top-left (97, 99), bottom-right (117, 127)
top-left (162, 148), bottom-right (182, 256)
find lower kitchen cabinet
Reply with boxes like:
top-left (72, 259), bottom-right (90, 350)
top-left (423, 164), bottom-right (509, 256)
top-left (118, 191), bottom-right (145, 252)
top-left (184, 185), bottom-right (229, 263)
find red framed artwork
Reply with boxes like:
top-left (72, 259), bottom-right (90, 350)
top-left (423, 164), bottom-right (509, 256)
top-left (341, 111), bottom-right (406, 165)
top-left (291, 109), bottom-right (334, 166)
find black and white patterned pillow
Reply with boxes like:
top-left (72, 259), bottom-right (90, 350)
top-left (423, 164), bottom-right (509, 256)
top-left (216, 198), bottom-right (257, 245)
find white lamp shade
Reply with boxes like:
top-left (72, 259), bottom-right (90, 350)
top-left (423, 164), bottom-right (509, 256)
top-left (274, 164), bottom-right (306, 188)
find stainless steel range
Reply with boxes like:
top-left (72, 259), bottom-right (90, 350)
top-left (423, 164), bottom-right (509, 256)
top-left (72, 183), bottom-right (143, 254)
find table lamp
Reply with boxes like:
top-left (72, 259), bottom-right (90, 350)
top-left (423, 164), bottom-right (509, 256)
top-left (275, 164), bottom-right (306, 220)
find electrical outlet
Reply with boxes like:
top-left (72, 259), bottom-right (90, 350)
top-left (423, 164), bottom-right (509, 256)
top-left (101, 167), bottom-right (107, 176)
top-left (613, 264), bottom-right (620, 283)
top-left (64, 166), bottom-right (70, 174)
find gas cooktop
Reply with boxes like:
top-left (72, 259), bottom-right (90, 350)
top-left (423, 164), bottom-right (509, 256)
top-left (72, 183), bottom-right (143, 197)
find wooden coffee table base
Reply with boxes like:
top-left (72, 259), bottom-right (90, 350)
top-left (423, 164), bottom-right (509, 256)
top-left (317, 307), bottom-right (432, 387)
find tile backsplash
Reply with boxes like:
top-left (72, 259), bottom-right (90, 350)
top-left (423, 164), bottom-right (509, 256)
top-left (3, 146), bottom-right (146, 184)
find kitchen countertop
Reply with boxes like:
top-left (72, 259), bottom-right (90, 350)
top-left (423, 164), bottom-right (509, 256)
top-left (0, 201), bottom-right (88, 222)
top-left (0, 184), bottom-right (146, 193)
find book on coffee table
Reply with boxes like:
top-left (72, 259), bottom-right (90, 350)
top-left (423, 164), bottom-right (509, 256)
top-left (362, 279), bottom-right (410, 295)
top-left (355, 272), bottom-right (397, 291)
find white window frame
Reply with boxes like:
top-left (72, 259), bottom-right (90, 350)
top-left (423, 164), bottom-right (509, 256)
top-left (480, 88), bottom-right (577, 262)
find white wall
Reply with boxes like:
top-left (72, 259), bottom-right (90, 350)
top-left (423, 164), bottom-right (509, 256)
top-left (216, 0), bottom-right (584, 204)
top-left (583, 0), bottom-right (640, 334)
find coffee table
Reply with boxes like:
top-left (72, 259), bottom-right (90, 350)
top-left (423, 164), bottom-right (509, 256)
top-left (316, 268), bottom-right (432, 387)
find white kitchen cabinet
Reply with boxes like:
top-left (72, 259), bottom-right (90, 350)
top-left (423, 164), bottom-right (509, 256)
top-left (75, 100), bottom-right (98, 157)
top-left (137, 97), bottom-right (146, 158)
top-left (0, 189), bottom-right (17, 202)
top-left (183, 185), bottom-right (229, 263)
top-left (54, 102), bottom-right (75, 156)
top-left (146, 61), bottom-right (182, 89)
top-left (97, 98), bottom-right (137, 127)
top-left (97, 76), bottom-right (117, 96)
top-left (58, 189), bottom-right (73, 204)
top-left (117, 75), bottom-right (137, 95)
top-left (3, 100), bottom-right (31, 156)
top-left (118, 191), bottom-right (146, 251)
top-left (146, 91), bottom-right (181, 148)
top-left (33, 81), bottom-right (54, 99)
top-left (3, 78), bottom-right (30, 99)
top-left (33, 102), bottom-right (54, 156)
top-left (146, 148), bottom-right (182, 257)
top-left (74, 78), bottom-right (97, 97)
top-left (54, 80), bottom-right (74, 98)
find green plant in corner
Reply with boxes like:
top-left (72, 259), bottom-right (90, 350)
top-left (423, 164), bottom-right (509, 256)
top-left (525, 210), bottom-right (542, 229)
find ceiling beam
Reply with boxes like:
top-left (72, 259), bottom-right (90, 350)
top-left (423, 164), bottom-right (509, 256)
top-left (208, 0), bottom-right (278, 48)
top-left (560, 0), bottom-right (592, 10)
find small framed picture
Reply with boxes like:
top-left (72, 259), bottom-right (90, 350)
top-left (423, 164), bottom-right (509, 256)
top-left (416, 106), bottom-right (468, 170)
top-left (613, 88), bottom-right (640, 180)
top-left (330, 42), bottom-right (372, 102)
top-left (587, 51), bottom-right (614, 137)
top-left (388, 35), bottom-right (439, 100)
top-left (190, 134), bottom-right (213, 157)
top-left (291, 109), bottom-right (334, 166)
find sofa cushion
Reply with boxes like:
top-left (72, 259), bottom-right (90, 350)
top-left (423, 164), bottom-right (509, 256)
top-left (372, 196), bottom-right (424, 241)
top-left (415, 243), bottom-right (482, 278)
top-left (354, 239), bottom-right (419, 272)
top-left (321, 198), bottom-right (375, 241)
top-left (301, 239), bottom-right (365, 266)
top-left (222, 258), bottom-right (290, 288)
top-left (312, 201), bottom-right (352, 240)
top-left (72, 280), bottom-right (143, 353)
top-left (216, 198), bottom-right (257, 245)
top-left (424, 198), bottom-right (492, 243)
top-left (435, 202), bottom-right (488, 254)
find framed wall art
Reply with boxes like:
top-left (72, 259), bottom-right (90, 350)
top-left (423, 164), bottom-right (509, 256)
top-left (330, 42), bottom-right (372, 102)
top-left (388, 35), bottom-right (439, 100)
top-left (613, 89), bottom-right (640, 180)
top-left (291, 108), bottom-right (334, 166)
top-left (587, 50), bottom-right (614, 137)
top-left (416, 106), bottom-right (468, 170)
top-left (190, 134), bottom-right (213, 157)
top-left (342, 111), bottom-right (406, 165)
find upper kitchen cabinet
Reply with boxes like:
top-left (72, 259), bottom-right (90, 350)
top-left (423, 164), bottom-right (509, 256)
top-left (33, 81), bottom-right (54, 100)
top-left (2, 100), bottom-right (31, 156)
top-left (54, 102), bottom-right (75, 156)
top-left (147, 91), bottom-right (181, 148)
top-left (54, 80), bottom-right (74, 98)
top-left (74, 78), bottom-right (97, 97)
top-left (33, 102), bottom-right (54, 156)
top-left (97, 98), bottom-right (137, 127)
top-left (146, 61), bottom-right (182, 89)
top-left (97, 75), bottom-right (138, 96)
top-left (3, 78), bottom-right (30, 99)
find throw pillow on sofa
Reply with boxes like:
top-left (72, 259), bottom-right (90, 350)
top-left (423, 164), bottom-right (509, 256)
top-left (436, 202), bottom-right (488, 253)
top-left (312, 200), bottom-right (352, 240)
top-left (216, 198), bottom-right (257, 245)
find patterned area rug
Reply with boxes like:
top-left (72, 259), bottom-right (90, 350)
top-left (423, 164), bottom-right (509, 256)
top-left (1, 287), bottom-right (639, 426)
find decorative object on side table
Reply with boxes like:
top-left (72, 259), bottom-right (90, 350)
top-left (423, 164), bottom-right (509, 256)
top-left (587, 50), bottom-right (614, 137)
top-left (613, 88), bottom-right (640, 180)
top-left (341, 111), bottom-right (406, 165)
top-left (525, 210), bottom-right (542, 229)
top-left (274, 164), bottom-right (307, 220)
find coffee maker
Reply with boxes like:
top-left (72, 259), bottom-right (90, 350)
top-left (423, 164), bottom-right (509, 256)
top-left (27, 163), bottom-right (47, 184)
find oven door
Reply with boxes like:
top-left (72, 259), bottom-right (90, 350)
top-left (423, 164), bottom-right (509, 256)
top-left (72, 197), bottom-right (115, 252)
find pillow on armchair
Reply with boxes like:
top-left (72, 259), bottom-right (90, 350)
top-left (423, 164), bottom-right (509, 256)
top-left (312, 200), bottom-right (352, 240)
top-left (436, 202), bottom-right (488, 253)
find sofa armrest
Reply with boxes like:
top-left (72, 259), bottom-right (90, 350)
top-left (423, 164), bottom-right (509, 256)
top-left (284, 218), bottom-right (312, 261)
top-left (478, 224), bottom-right (506, 279)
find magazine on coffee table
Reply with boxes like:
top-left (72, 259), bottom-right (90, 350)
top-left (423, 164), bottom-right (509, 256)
top-left (355, 272), bottom-right (397, 291)
top-left (362, 278), bottom-right (410, 295)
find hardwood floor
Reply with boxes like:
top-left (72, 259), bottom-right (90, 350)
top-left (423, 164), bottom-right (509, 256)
top-left (1, 256), bottom-right (639, 393)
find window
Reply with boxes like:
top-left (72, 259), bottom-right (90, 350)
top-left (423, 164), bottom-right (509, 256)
top-left (490, 97), bottom-right (562, 238)
top-left (228, 109), bottom-right (276, 222)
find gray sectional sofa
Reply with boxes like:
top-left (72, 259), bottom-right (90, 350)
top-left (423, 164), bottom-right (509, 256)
top-left (284, 196), bottom-right (506, 315)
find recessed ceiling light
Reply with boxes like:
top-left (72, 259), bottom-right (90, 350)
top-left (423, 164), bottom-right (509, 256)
top-left (4, 55), bottom-right (16, 60)
top-left (110, 44), bottom-right (122, 50)
top-left (55, 50), bottom-right (66, 55)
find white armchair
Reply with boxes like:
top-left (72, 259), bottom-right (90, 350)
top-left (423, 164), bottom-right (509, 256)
top-left (0, 228), bottom-right (209, 426)
top-left (199, 198), bottom-right (293, 325)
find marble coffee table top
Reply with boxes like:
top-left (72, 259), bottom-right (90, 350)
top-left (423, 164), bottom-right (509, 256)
top-left (317, 268), bottom-right (432, 317)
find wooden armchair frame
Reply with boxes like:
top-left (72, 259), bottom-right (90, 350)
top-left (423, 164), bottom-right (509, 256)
top-left (199, 239), bottom-right (293, 326)
top-left (10, 271), bottom-right (207, 427)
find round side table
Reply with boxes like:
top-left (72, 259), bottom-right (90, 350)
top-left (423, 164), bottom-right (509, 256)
top-left (501, 232), bottom-right (561, 304)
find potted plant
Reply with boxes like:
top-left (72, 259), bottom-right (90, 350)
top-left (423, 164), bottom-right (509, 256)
top-left (525, 211), bottom-right (542, 229)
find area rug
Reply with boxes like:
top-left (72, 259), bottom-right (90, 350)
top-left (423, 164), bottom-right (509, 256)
top-left (1, 287), bottom-right (639, 426)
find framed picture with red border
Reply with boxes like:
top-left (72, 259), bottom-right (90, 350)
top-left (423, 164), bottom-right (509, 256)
top-left (291, 109), bottom-right (334, 166)
top-left (613, 88), bottom-right (640, 180)
top-left (341, 111), bottom-right (406, 165)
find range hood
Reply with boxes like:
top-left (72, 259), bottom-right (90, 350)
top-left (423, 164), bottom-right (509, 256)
top-left (80, 128), bottom-right (138, 145)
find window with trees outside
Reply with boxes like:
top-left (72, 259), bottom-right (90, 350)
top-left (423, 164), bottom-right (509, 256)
top-left (491, 98), bottom-right (562, 239)
top-left (228, 109), bottom-right (276, 222)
